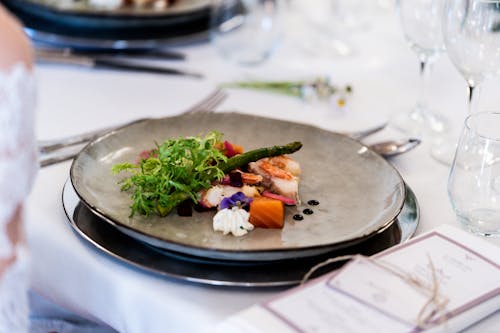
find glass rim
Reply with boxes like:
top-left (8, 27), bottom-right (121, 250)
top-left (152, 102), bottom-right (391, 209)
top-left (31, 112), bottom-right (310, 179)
top-left (464, 111), bottom-right (500, 142)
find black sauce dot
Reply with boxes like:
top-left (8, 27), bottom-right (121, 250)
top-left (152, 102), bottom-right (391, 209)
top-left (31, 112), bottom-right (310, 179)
top-left (303, 208), bottom-right (314, 215)
top-left (307, 199), bottom-right (320, 206)
top-left (293, 214), bottom-right (304, 221)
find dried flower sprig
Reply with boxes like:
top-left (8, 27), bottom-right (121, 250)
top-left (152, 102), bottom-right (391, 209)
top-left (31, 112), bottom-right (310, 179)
top-left (221, 77), bottom-right (352, 107)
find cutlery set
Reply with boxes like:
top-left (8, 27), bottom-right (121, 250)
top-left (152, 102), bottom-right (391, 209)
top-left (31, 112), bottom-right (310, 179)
top-left (38, 88), bottom-right (420, 167)
top-left (35, 47), bottom-right (420, 166)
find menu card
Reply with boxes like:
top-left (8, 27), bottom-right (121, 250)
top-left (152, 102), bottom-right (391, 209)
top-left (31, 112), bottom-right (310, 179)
top-left (217, 225), bottom-right (500, 333)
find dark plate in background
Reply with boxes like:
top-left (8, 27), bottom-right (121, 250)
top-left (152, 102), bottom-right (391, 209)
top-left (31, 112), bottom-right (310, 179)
top-left (1, 0), bottom-right (211, 46)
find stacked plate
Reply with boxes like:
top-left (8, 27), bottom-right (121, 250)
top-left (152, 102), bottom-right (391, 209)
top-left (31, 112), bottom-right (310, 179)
top-left (1, 0), bottom-right (211, 48)
top-left (63, 113), bottom-right (420, 287)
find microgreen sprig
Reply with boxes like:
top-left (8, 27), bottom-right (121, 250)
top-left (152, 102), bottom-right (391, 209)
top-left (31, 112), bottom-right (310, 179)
top-left (111, 131), bottom-right (227, 217)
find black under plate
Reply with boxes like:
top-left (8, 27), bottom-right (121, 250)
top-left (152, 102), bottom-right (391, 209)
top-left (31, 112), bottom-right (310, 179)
top-left (62, 185), bottom-right (418, 287)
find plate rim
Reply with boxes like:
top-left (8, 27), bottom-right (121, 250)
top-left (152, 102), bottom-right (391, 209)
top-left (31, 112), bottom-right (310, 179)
top-left (26, 27), bottom-right (209, 49)
top-left (11, 0), bottom-right (211, 18)
top-left (69, 112), bottom-right (407, 260)
top-left (4, 0), bottom-right (211, 45)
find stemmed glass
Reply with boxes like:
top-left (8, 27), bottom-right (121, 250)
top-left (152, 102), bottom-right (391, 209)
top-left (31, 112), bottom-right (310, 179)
top-left (392, 0), bottom-right (449, 138)
top-left (433, 0), bottom-right (500, 164)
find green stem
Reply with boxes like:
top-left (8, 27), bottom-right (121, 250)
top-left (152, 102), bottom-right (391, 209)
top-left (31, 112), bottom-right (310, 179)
top-left (220, 82), bottom-right (305, 97)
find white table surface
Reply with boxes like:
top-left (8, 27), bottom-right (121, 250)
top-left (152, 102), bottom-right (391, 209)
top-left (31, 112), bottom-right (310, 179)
top-left (26, 5), bottom-right (500, 333)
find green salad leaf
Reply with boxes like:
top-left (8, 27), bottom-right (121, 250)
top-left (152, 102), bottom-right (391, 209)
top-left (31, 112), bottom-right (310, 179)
top-left (112, 131), bottom-right (227, 217)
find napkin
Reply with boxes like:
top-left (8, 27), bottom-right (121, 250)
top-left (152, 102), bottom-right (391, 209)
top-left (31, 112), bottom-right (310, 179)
top-left (29, 291), bottom-right (116, 333)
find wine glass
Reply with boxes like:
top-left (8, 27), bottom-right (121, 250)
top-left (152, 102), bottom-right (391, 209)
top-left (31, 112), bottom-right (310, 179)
top-left (391, 0), bottom-right (449, 138)
top-left (433, 0), bottom-right (500, 164)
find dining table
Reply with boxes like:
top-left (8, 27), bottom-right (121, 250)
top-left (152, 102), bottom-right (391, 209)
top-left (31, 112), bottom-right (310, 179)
top-left (26, 4), bottom-right (500, 333)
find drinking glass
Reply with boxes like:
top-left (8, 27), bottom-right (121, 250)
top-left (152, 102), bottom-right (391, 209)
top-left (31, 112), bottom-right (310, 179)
top-left (284, 0), bottom-right (355, 58)
top-left (210, 0), bottom-right (284, 65)
top-left (448, 111), bottom-right (500, 236)
top-left (433, 0), bottom-right (500, 164)
top-left (391, 0), bottom-right (449, 138)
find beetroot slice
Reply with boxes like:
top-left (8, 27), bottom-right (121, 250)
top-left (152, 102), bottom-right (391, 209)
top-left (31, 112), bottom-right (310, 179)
top-left (261, 191), bottom-right (296, 205)
top-left (176, 199), bottom-right (193, 216)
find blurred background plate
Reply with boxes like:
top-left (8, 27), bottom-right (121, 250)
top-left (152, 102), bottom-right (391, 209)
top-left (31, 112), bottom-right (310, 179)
top-left (0, 0), bottom-right (211, 48)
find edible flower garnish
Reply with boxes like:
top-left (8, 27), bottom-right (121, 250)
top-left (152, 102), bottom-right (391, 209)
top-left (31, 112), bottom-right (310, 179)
top-left (219, 192), bottom-right (253, 210)
top-left (221, 77), bottom-right (352, 107)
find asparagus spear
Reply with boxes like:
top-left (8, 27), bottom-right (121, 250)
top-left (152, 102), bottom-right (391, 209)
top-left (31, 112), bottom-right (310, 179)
top-left (220, 141), bottom-right (302, 173)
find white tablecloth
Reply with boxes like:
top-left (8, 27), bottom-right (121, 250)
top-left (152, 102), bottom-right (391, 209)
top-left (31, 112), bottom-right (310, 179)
top-left (26, 6), bottom-right (500, 333)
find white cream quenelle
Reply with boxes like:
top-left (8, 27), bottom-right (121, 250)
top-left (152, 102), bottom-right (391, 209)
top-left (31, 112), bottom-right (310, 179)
top-left (213, 207), bottom-right (254, 237)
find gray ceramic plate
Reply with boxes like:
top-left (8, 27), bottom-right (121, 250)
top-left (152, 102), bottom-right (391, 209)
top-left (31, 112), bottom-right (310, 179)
top-left (70, 113), bottom-right (406, 261)
top-left (62, 180), bottom-right (419, 287)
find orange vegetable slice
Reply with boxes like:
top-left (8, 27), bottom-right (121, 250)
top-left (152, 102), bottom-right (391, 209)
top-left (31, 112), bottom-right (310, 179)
top-left (249, 197), bottom-right (284, 229)
top-left (223, 140), bottom-right (244, 157)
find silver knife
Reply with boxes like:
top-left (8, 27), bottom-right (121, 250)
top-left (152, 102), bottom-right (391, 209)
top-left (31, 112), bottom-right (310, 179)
top-left (66, 47), bottom-right (186, 61)
top-left (35, 49), bottom-right (202, 78)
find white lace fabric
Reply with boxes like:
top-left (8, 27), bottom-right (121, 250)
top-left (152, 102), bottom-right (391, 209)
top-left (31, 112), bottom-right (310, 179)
top-left (0, 64), bottom-right (37, 332)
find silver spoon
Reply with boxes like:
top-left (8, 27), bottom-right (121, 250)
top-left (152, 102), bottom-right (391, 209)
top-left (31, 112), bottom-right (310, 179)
top-left (369, 138), bottom-right (421, 158)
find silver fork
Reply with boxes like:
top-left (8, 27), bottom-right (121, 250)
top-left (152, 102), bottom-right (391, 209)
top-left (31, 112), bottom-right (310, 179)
top-left (38, 88), bottom-right (228, 155)
top-left (39, 89), bottom-right (228, 167)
